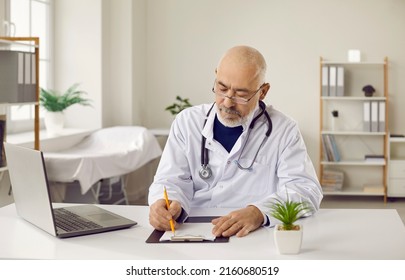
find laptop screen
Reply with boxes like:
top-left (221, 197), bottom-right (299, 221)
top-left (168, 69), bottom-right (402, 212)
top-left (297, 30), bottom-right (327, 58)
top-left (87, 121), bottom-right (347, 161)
top-left (4, 143), bottom-right (57, 236)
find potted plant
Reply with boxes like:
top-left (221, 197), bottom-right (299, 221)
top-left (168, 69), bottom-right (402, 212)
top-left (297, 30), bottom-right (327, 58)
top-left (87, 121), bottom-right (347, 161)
top-left (40, 83), bottom-right (92, 136)
top-left (269, 196), bottom-right (313, 254)
top-left (362, 85), bottom-right (375, 97)
top-left (165, 95), bottom-right (192, 116)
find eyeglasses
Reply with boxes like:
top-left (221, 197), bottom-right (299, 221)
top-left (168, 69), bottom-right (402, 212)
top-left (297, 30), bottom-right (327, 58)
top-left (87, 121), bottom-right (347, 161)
top-left (212, 80), bottom-right (264, 105)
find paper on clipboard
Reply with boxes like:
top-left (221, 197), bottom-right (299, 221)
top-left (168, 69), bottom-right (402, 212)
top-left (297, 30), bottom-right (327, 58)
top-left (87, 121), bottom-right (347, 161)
top-left (159, 223), bottom-right (216, 242)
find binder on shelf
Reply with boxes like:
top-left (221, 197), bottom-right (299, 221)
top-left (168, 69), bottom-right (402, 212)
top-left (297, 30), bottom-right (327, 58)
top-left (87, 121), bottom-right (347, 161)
top-left (18, 52), bottom-right (24, 102)
top-left (321, 135), bottom-right (333, 161)
top-left (371, 101), bottom-right (379, 132)
top-left (321, 134), bottom-right (340, 162)
top-left (363, 101), bottom-right (371, 132)
top-left (23, 52), bottom-right (36, 102)
top-left (0, 50), bottom-right (36, 103)
top-left (321, 135), bottom-right (328, 161)
top-left (336, 66), bottom-right (344, 96)
top-left (328, 135), bottom-right (340, 161)
top-left (29, 53), bottom-right (37, 102)
top-left (24, 52), bottom-right (30, 102)
top-left (0, 50), bottom-right (20, 102)
top-left (378, 101), bottom-right (385, 132)
top-left (322, 66), bottom-right (329, 96)
top-left (328, 66), bottom-right (337, 96)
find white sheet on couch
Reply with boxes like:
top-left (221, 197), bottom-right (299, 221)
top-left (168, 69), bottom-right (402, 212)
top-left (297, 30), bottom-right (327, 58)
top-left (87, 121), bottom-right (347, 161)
top-left (43, 126), bottom-right (162, 194)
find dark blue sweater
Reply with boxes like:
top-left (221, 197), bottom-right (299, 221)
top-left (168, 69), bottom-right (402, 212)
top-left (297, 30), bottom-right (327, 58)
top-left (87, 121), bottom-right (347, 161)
top-left (213, 115), bottom-right (243, 153)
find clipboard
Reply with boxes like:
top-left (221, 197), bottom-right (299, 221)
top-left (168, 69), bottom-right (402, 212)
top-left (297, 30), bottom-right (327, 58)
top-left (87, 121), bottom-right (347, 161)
top-left (145, 216), bottom-right (229, 243)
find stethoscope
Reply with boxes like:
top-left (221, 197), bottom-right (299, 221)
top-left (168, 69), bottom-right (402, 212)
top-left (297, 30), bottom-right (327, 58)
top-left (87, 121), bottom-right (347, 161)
top-left (199, 100), bottom-right (273, 180)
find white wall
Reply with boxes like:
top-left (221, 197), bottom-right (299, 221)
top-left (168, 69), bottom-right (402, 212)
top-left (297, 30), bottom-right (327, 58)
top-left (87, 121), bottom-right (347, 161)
top-left (55, 0), bottom-right (142, 128)
top-left (53, 0), bottom-right (405, 175)
top-left (102, 0), bottom-right (135, 127)
top-left (54, 0), bottom-right (102, 130)
top-left (132, 0), bottom-right (147, 125)
top-left (144, 0), bottom-right (405, 173)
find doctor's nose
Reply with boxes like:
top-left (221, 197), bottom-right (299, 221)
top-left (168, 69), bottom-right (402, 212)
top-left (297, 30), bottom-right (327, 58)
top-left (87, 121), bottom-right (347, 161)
top-left (222, 94), bottom-right (237, 107)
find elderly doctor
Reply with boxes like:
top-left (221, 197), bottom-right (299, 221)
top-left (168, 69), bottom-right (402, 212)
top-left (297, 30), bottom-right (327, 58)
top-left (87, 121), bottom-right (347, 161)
top-left (148, 45), bottom-right (323, 238)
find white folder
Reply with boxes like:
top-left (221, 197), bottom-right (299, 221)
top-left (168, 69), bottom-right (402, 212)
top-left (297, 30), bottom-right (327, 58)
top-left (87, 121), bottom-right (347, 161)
top-left (27, 53), bottom-right (37, 102)
top-left (378, 101), bottom-right (385, 132)
top-left (18, 52), bottom-right (24, 84)
top-left (336, 66), bottom-right (344, 96)
top-left (371, 101), bottom-right (379, 132)
top-left (322, 66), bottom-right (329, 96)
top-left (329, 66), bottom-right (337, 96)
top-left (24, 52), bottom-right (31, 102)
top-left (18, 52), bottom-right (25, 102)
top-left (363, 101), bottom-right (371, 132)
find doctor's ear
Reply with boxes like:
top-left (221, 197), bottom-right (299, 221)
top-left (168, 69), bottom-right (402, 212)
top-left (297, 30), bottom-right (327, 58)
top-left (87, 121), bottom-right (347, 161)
top-left (259, 83), bottom-right (270, 100)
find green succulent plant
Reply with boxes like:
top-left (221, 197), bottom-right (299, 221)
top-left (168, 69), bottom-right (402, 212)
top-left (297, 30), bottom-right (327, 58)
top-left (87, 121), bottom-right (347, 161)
top-left (269, 197), bottom-right (313, 230)
top-left (165, 95), bottom-right (192, 115)
top-left (40, 83), bottom-right (92, 112)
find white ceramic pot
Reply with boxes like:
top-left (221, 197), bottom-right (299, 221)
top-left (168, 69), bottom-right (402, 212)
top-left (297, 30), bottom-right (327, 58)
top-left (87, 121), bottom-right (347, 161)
top-left (274, 225), bottom-right (303, 254)
top-left (44, 111), bottom-right (64, 136)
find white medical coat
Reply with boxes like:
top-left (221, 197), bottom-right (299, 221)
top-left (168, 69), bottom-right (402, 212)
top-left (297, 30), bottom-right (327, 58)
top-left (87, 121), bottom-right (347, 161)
top-left (148, 103), bottom-right (323, 226)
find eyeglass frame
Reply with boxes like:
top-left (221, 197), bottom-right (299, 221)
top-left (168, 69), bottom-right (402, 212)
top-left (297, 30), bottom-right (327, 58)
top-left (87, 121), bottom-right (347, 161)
top-left (212, 80), bottom-right (265, 105)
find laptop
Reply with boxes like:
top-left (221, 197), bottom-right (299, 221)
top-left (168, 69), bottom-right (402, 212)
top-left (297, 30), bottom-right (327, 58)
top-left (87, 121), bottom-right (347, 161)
top-left (4, 142), bottom-right (137, 238)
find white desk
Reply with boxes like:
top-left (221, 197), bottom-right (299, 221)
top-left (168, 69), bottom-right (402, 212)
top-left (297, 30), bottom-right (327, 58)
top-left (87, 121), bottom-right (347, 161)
top-left (1, 204), bottom-right (405, 260)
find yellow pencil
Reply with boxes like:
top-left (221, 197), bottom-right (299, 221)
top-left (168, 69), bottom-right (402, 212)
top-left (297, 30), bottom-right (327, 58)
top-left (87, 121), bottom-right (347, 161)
top-left (163, 186), bottom-right (175, 235)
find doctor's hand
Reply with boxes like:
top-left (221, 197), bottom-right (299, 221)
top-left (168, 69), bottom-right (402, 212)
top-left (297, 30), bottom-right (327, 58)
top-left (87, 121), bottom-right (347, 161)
top-left (149, 199), bottom-right (182, 231)
top-left (211, 206), bottom-right (264, 238)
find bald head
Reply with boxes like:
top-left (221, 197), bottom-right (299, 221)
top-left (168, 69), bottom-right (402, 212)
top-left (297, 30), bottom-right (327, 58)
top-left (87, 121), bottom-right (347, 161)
top-left (217, 46), bottom-right (267, 85)
top-left (213, 46), bottom-right (270, 127)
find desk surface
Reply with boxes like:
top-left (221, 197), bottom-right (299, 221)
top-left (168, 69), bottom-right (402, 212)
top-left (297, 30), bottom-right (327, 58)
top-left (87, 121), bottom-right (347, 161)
top-left (1, 204), bottom-right (405, 260)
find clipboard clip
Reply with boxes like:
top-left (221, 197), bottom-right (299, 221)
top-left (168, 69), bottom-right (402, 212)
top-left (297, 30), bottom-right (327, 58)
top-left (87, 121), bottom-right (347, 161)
top-left (170, 235), bottom-right (204, 242)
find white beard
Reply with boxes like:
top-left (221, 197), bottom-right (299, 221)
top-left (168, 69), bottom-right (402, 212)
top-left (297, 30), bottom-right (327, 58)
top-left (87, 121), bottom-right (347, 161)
top-left (216, 105), bottom-right (257, 128)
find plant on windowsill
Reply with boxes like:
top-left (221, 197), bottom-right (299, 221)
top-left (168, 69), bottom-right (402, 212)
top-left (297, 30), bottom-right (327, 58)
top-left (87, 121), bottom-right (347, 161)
top-left (40, 83), bottom-right (92, 136)
top-left (268, 195), bottom-right (313, 254)
top-left (165, 95), bottom-right (192, 116)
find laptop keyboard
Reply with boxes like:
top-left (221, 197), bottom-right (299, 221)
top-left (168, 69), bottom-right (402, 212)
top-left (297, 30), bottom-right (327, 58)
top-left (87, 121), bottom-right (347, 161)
top-left (54, 208), bottom-right (103, 232)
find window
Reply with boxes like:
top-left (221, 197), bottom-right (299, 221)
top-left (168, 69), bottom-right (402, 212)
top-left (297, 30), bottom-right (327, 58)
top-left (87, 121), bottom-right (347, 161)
top-left (6, 0), bottom-right (53, 133)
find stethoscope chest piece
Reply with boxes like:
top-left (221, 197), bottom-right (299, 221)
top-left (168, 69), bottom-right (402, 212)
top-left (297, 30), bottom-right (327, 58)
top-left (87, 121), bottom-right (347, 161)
top-left (199, 165), bottom-right (212, 180)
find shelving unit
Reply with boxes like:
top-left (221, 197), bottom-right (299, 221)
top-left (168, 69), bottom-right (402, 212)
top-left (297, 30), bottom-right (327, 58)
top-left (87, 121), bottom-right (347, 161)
top-left (319, 57), bottom-right (388, 202)
top-left (0, 37), bottom-right (40, 206)
top-left (0, 36), bottom-right (40, 150)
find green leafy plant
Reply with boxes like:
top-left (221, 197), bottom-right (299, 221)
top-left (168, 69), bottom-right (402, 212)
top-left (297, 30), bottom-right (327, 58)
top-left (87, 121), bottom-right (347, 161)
top-left (165, 95), bottom-right (192, 115)
top-left (269, 197), bottom-right (313, 230)
top-left (40, 83), bottom-right (92, 112)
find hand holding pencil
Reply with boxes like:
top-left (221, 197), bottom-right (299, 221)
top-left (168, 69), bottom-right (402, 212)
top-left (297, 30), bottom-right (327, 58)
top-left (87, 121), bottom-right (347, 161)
top-left (148, 188), bottom-right (181, 232)
top-left (163, 186), bottom-right (176, 236)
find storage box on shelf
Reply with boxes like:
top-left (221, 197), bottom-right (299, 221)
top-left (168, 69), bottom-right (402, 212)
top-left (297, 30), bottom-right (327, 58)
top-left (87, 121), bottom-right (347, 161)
top-left (387, 136), bottom-right (405, 197)
top-left (319, 57), bottom-right (388, 202)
